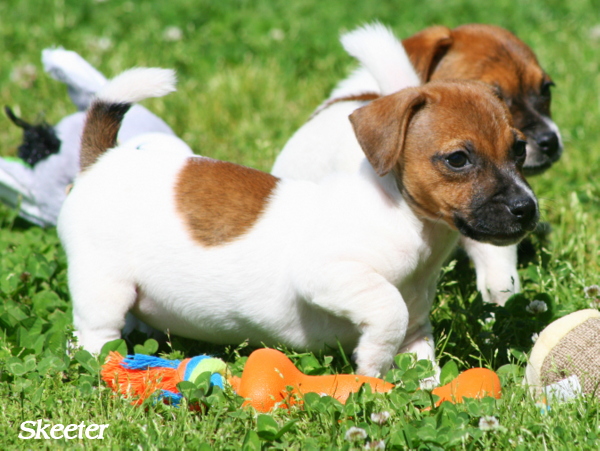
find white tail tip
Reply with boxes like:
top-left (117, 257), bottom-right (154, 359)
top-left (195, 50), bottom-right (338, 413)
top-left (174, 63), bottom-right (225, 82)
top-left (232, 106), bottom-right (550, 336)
top-left (96, 68), bottom-right (177, 104)
top-left (341, 23), bottom-right (420, 95)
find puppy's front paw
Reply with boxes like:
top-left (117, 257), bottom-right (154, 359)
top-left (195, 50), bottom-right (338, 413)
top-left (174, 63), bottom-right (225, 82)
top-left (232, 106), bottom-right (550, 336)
top-left (354, 346), bottom-right (395, 378)
top-left (482, 281), bottom-right (518, 306)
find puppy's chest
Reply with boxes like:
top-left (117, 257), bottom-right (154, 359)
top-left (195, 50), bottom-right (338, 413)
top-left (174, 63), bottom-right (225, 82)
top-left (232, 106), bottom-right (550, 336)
top-left (390, 222), bottom-right (459, 287)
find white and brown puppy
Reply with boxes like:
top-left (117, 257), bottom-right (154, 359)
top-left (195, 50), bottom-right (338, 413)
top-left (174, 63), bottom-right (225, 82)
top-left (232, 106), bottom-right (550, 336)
top-left (59, 68), bottom-right (538, 377)
top-left (273, 23), bottom-right (560, 305)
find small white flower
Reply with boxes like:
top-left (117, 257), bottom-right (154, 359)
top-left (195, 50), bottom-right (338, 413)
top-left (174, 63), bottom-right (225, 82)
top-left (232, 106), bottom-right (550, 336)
top-left (584, 285), bottom-right (600, 298)
top-left (526, 300), bottom-right (548, 315)
top-left (97, 37), bottom-right (113, 51)
top-left (270, 28), bottom-right (285, 41)
top-left (365, 439), bottom-right (385, 450)
top-left (87, 36), bottom-right (113, 52)
top-left (345, 426), bottom-right (368, 442)
top-left (164, 26), bottom-right (183, 42)
top-left (590, 25), bottom-right (600, 40)
top-left (370, 411), bottom-right (391, 425)
top-left (478, 415), bottom-right (501, 431)
top-left (531, 333), bottom-right (539, 343)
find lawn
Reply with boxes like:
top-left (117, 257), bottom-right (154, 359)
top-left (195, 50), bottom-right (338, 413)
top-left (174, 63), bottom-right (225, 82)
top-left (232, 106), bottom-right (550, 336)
top-left (1, 0), bottom-right (599, 449)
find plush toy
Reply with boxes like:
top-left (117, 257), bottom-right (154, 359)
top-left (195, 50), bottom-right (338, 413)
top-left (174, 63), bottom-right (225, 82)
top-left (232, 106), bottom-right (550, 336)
top-left (525, 309), bottom-right (600, 401)
top-left (1, 48), bottom-right (176, 227)
top-left (101, 348), bottom-right (501, 412)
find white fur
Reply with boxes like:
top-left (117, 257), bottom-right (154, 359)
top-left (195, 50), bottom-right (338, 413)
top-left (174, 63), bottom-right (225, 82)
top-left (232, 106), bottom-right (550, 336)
top-left (340, 23), bottom-right (420, 95)
top-left (273, 23), bottom-right (419, 182)
top-left (96, 68), bottom-right (176, 104)
top-left (58, 68), bottom-right (464, 378)
top-left (60, 149), bottom-right (458, 377)
top-left (272, 23), bottom-right (521, 305)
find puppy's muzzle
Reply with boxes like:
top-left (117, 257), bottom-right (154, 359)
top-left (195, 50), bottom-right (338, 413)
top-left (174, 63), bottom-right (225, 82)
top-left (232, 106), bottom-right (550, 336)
top-left (523, 125), bottom-right (563, 176)
top-left (454, 181), bottom-right (539, 247)
top-left (533, 131), bottom-right (561, 162)
top-left (506, 194), bottom-right (538, 231)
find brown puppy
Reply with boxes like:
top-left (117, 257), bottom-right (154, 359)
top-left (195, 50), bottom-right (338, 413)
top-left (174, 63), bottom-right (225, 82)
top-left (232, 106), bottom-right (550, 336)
top-left (402, 24), bottom-right (561, 175)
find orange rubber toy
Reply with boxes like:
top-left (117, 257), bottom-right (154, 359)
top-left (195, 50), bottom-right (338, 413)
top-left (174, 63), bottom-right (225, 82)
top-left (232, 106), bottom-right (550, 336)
top-left (431, 367), bottom-right (501, 406)
top-left (229, 349), bottom-right (501, 411)
top-left (229, 348), bottom-right (394, 411)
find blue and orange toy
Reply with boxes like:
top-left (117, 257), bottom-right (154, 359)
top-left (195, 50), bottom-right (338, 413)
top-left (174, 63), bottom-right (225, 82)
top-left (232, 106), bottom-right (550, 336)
top-left (101, 348), bottom-right (501, 412)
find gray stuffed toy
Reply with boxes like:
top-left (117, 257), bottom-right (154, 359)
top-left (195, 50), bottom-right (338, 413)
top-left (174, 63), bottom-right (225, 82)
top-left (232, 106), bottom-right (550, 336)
top-left (1, 48), bottom-right (176, 227)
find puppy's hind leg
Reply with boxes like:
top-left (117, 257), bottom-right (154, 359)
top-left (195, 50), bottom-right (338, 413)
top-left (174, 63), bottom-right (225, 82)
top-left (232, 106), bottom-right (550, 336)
top-left (69, 266), bottom-right (138, 354)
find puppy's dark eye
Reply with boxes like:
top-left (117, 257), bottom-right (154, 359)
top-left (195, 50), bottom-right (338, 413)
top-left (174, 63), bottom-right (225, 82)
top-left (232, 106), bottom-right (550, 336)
top-left (445, 151), bottom-right (471, 169)
top-left (514, 140), bottom-right (527, 159)
top-left (541, 80), bottom-right (555, 97)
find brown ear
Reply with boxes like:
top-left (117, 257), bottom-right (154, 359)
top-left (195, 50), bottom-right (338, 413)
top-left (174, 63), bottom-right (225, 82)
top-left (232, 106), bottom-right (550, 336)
top-left (349, 88), bottom-right (426, 176)
top-left (402, 26), bottom-right (453, 82)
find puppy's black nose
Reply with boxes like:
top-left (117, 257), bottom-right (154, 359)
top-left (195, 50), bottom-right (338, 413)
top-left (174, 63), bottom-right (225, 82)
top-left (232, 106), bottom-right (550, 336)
top-left (535, 131), bottom-right (560, 158)
top-left (508, 196), bottom-right (538, 228)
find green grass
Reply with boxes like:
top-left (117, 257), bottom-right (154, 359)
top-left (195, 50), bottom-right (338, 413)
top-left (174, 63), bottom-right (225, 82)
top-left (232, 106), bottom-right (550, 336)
top-left (1, 0), bottom-right (599, 448)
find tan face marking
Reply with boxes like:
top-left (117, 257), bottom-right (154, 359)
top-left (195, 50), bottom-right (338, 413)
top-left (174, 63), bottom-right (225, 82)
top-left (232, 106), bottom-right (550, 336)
top-left (403, 24), bottom-right (546, 95)
top-left (398, 81), bottom-right (517, 223)
top-left (175, 158), bottom-right (279, 246)
top-left (350, 80), bottom-right (537, 245)
top-left (427, 25), bottom-right (546, 104)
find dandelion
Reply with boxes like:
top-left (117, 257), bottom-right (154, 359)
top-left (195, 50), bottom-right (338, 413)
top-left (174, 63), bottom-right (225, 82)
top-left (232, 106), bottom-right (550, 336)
top-left (526, 300), bottom-right (548, 315)
top-left (478, 415), bottom-right (501, 431)
top-left (370, 411), bottom-right (391, 425)
top-left (345, 426), bottom-right (367, 442)
top-left (164, 26), bottom-right (183, 42)
top-left (584, 285), bottom-right (600, 298)
top-left (365, 439), bottom-right (385, 449)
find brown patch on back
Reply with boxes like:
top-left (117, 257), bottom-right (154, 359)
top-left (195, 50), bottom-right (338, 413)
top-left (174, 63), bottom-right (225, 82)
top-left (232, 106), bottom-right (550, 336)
top-left (175, 157), bottom-right (279, 246)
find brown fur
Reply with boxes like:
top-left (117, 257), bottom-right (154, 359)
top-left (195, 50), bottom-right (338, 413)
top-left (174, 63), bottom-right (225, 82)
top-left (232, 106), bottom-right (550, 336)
top-left (80, 102), bottom-right (131, 171)
top-left (402, 25), bottom-right (453, 81)
top-left (414, 24), bottom-right (550, 115)
top-left (350, 80), bottom-right (523, 229)
top-left (405, 24), bottom-right (553, 139)
top-left (320, 92), bottom-right (381, 112)
top-left (334, 25), bottom-right (553, 164)
top-left (175, 157), bottom-right (279, 246)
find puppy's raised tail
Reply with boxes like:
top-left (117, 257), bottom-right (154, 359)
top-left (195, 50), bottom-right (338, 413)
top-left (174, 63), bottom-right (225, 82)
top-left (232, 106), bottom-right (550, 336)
top-left (80, 68), bottom-right (176, 171)
top-left (341, 23), bottom-right (420, 95)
